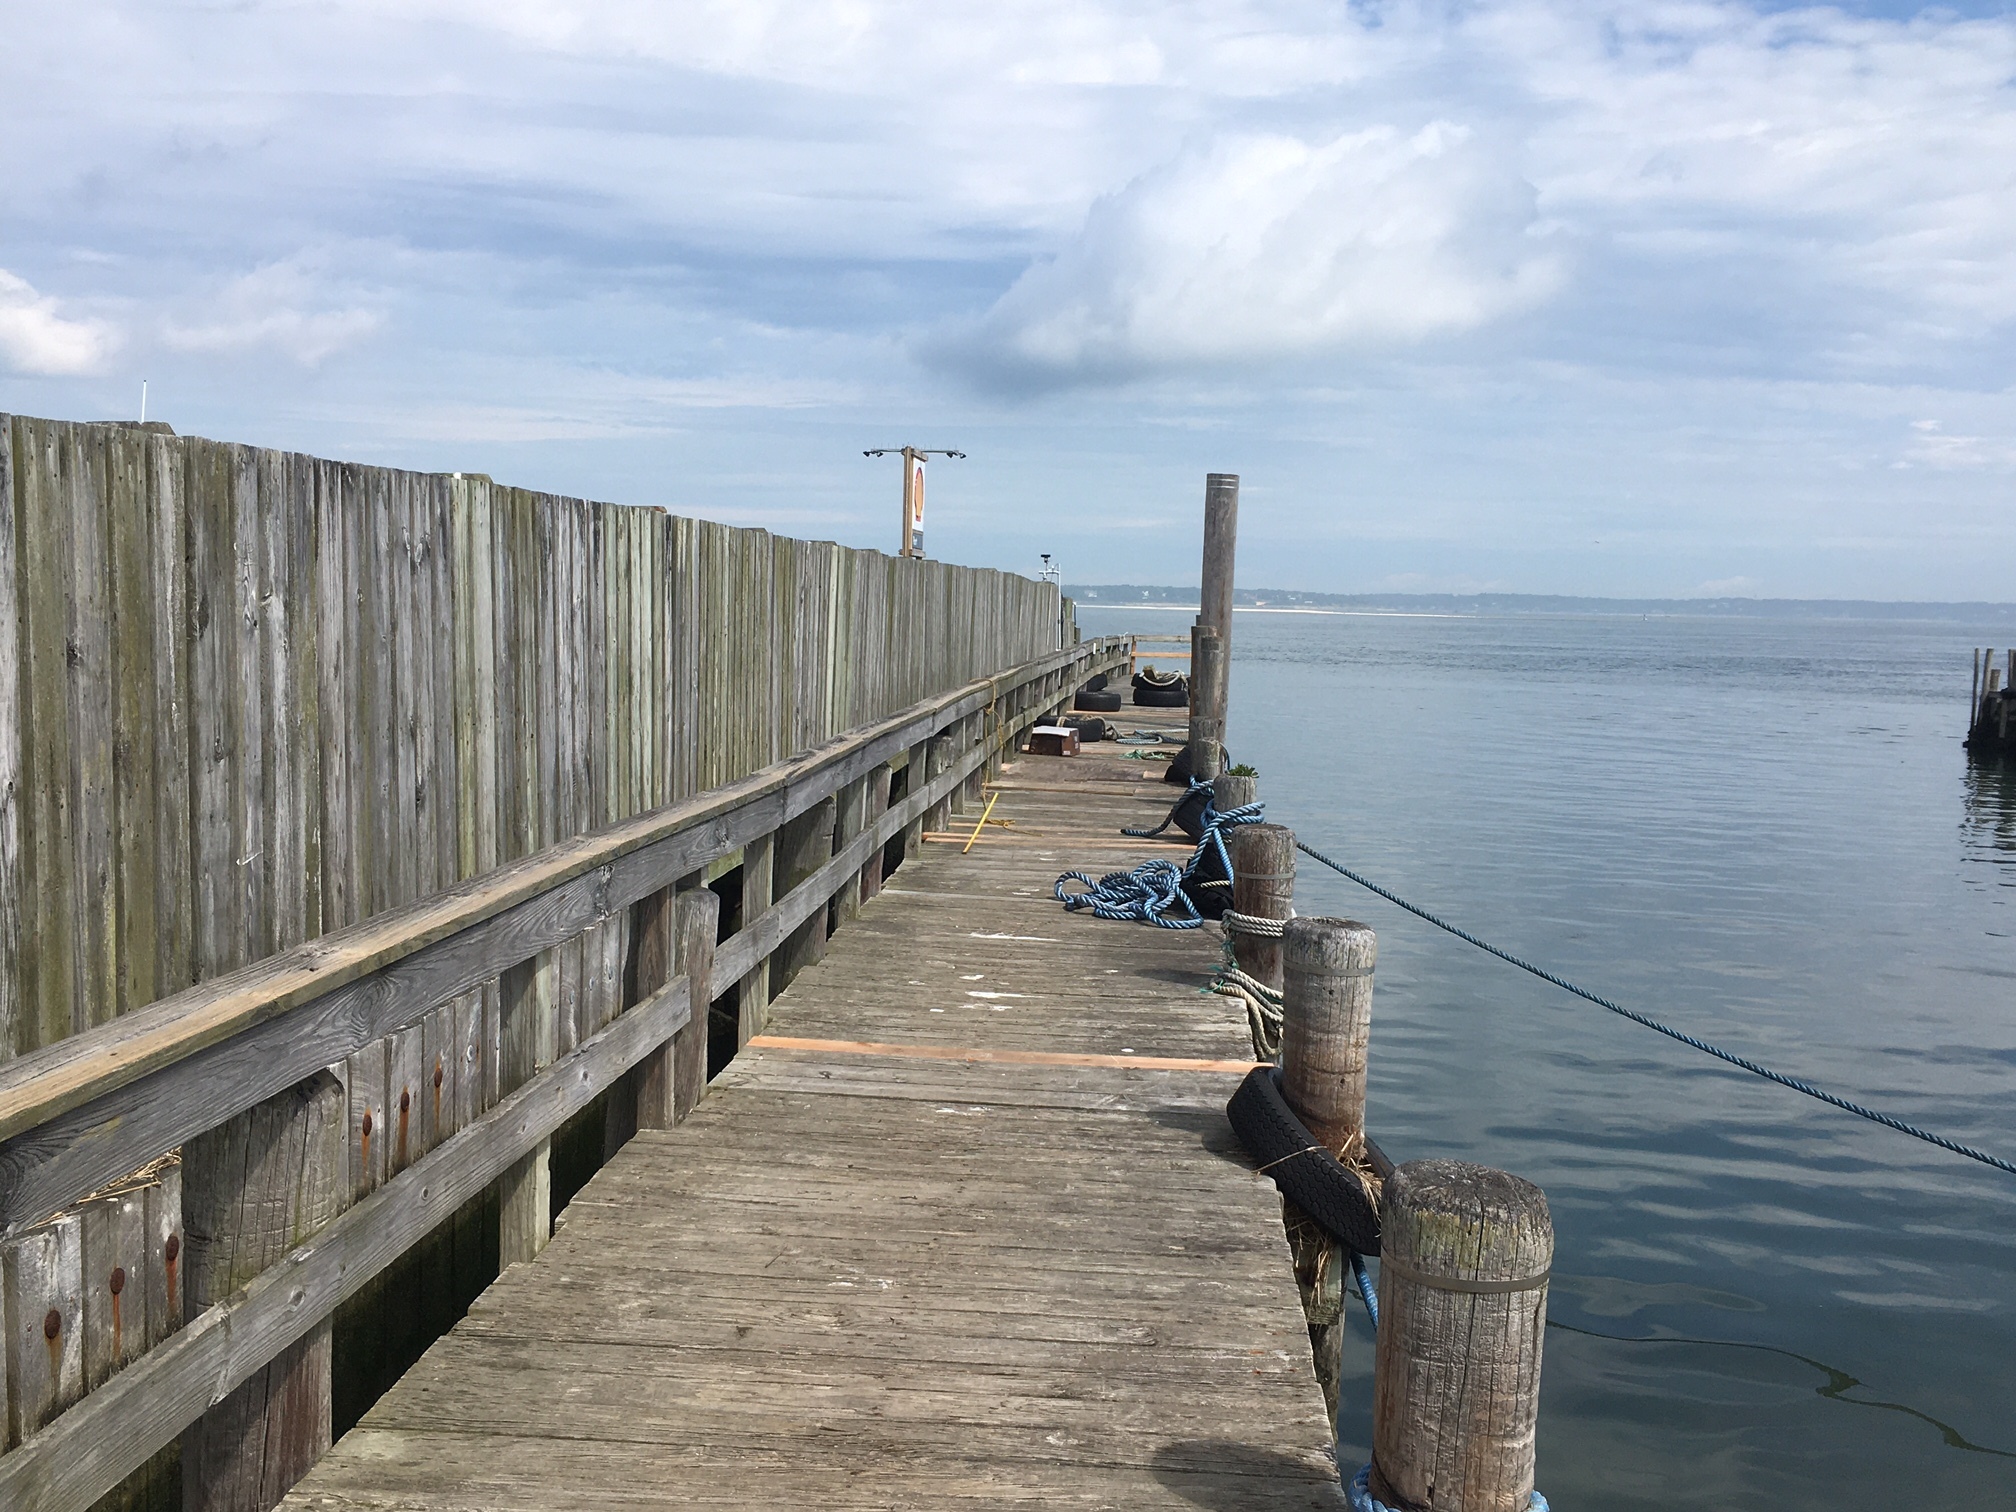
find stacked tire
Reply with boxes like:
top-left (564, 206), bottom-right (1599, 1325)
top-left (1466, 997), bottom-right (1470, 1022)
top-left (1132, 668), bottom-right (1188, 708)
top-left (1074, 672), bottom-right (1122, 713)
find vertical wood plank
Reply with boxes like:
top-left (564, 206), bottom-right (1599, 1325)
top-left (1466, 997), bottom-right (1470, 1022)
top-left (148, 432), bottom-right (193, 1007)
top-left (79, 1188), bottom-right (148, 1389)
top-left (230, 445), bottom-right (269, 969)
top-left (19, 419), bottom-right (79, 1051)
top-left (180, 1072), bottom-right (347, 1512)
top-left (345, 1043), bottom-right (387, 1203)
top-left (65, 424), bottom-right (117, 1034)
top-left (143, 1160), bottom-right (183, 1351)
top-left (3, 1213), bottom-right (84, 1445)
top-left (0, 416), bottom-right (19, 1059)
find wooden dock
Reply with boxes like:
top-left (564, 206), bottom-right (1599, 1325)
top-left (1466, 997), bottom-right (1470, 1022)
top-left (283, 710), bottom-right (1343, 1511)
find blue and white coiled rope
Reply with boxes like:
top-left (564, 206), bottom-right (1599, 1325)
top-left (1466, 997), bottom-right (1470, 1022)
top-left (1055, 781), bottom-right (1265, 928)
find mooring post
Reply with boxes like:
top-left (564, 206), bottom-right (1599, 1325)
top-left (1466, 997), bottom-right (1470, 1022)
top-left (1277, 916), bottom-right (1377, 1423)
top-left (1227, 821), bottom-right (1292, 1002)
top-left (1190, 629), bottom-right (1226, 761)
top-left (1370, 1160), bottom-right (1552, 1512)
top-left (181, 1071), bottom-right (347, 1512)
top-left (1188, 473), bottom-right (1238, 756)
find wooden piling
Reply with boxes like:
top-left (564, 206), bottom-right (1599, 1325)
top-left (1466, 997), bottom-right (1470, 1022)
top-left (1370, 1159), bottom-right (1552, 1512)
top-left (1276, 916), bottom-right (1378, 1425)
top-left (1281, 918), bottom-right (1376, 1155)
top-left (180, 1071), bottom-right (347, 1512)
top-left (1193, 473), bottom-right (1238, 743)
top-left (1227, 823), bottom-right (1293, 997)
top-left (1189, 629), bottom-right (1225, 763)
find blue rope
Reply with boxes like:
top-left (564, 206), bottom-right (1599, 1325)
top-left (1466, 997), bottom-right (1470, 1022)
top-left (1346, 1464), bottom-right (1547, 1512)
top-left (1055, 858), bottom-right (1200, 927)
top-left (1056, 785), bottom-right (1265, 928)
top-left (1349, 1251), bottom-right (1379, 1332)
top-left (1296, 839), bottom-right (2016, 1180)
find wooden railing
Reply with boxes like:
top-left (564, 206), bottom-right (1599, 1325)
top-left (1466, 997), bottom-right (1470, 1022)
top-left (0, 635), bottom-right (1129, 1511)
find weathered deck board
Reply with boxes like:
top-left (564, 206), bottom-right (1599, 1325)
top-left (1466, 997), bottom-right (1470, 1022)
top-left (285, 711), bottom-right (1340, 1509)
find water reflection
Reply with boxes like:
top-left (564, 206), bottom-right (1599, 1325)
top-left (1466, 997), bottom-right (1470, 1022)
top-left (1962, 755), bottom-right (2016, 882)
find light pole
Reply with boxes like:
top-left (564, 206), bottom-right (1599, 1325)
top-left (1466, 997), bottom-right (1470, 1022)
top-left (864, 447), bottom-right (965, 558)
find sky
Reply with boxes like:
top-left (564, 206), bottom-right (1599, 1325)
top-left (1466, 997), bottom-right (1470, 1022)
top-left (3, 0), bottom-right (2014, 599)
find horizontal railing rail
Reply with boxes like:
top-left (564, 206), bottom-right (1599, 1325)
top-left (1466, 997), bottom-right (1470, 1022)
top-left (0, 634), bottom-right (1129, 1512)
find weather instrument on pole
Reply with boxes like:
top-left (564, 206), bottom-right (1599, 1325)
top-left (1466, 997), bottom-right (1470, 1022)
top-left (864, 447), bottom-right (965, 558)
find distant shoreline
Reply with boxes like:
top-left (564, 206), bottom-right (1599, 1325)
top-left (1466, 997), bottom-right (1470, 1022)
top-left (1066, 586), bottom-right (2016, 624)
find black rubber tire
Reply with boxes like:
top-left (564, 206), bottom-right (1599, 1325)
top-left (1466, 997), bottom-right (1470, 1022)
top-left (1226, 1066), bottom-right (1382, 1255)
top-left (1082, 673), bottom-right (1109, 693)
top-left (1163, 742), bottom-right (1232, 786)
top-left (1075, 689), bottom-right (1122, 712)
top-left (1133, 686), bottom-right (1188, 708)
top-left (1062, 716), bottom-right (1108, 742)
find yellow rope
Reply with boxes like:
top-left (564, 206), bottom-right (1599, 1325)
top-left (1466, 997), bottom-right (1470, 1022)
top-left (962, 791), bottom-right (1002, 853)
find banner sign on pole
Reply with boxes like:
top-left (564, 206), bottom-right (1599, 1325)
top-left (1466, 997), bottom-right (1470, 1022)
top-left (904, 451), bottom-right (926, 556)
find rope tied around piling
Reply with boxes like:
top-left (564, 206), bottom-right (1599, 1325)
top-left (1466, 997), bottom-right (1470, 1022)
top-left (1222, 909), bottom-right (1288, 938)
top-left (1345, 1464), bottom-right (1548, 1512)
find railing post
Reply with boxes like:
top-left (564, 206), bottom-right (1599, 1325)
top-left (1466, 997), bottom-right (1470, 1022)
top-left (737, 833), bottom-right (775, 1044)
top-left (1277, 916), bottom-right (1377, 1424)
top-left (180, 1071), bottom-right (347, 1512)
top-left (900, 739), bottom-right (929, 862)
top-left (628, 882), bottom-right (679, 1131)
top-left (671, 887), bottom-right (719, 1124)
top-left (498, 955), bottom-right (554, 1267)
top-left (923, 727), bottom-right (954, 835)
top-left (859, 767), bottom-right (892, 905)
top-left (833, 776), bottom-right (868, 925)
top-left (1371, 1160), bottom-right (1552, 1512)
top-left (959, 712), bottom-right (986, 810)
top-left (771, 796), bottom-right (836, 998)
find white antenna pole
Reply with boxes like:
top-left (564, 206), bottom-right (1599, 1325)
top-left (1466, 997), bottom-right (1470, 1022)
top-left (139, 380), bottom-right (148, 424)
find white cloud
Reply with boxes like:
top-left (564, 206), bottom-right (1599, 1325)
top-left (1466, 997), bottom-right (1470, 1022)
top-left (949, 124), bottom-right (1562, 387)
top-left (0, 270), bottom-right (118, 375)
top-left (162, 259), bottom-right (382, 365)
top-left (1897, 420), bottom-right (2015, 472)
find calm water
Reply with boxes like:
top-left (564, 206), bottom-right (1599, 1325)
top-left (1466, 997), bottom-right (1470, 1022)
top-left (1079, 606), bottom-right (2016, 1510)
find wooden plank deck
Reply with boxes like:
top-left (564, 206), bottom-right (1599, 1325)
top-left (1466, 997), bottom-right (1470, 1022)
top-left (284, 708), bottom-right (1343, 1510)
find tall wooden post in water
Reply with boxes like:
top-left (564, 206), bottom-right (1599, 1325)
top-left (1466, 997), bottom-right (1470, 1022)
top-left (1189, 473), bottom-right (1238, 765)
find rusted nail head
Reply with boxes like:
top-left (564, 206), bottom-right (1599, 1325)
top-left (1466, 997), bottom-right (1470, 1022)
top-left (43, 1308), bottom-right (61, 1339)
top-left (433, 1063), bottom-right (444, 1089)
top-left (110, 1266), bottom-right (126, 1295)
top-left (165, 1233), bottom-right (180, 1263)
top-left (361, 1111), bottom-right (374, 1137)
top-left (400, 1089), bottom-right (411, 1113)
